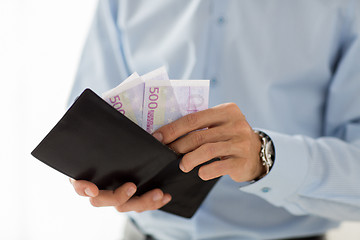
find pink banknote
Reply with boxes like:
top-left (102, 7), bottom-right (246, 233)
top-left (142, 80), bottom-right (209, 133)
top-left (102, 67), bottom-right (209, 133)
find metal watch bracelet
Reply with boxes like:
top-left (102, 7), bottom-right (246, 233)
top-left (254, 130), bottom-right (275, 181)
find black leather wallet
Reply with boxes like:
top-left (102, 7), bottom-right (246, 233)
top-left (31, 89), bottom-right (219, 218)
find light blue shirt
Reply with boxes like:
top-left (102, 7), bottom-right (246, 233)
top-left (70, 0), bottom-right (360, 239)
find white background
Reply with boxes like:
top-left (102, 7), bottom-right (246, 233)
top-left (0, 0), bottom-right (359, 239)
top-left (0, 1), bottom-right (126, 239)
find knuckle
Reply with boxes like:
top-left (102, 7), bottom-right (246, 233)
top-left (193, 131), bottom-right (205, 146)
top-left (172, 143), bottom-right (186, 154)
top-left (233, 120), bottom-right (247, 133)
top-left (185, 113), bottom-right (198, 128)
top-left (224, 142), bottom-right (233, 156)
top-left (224, 102), bottom-right (239, 113)
top-left (167, 124), bottom-right (177, 140)
top-left (227, 102), bottom-right (237, 109)
top-left (205, 143), bottom-right (217, 157)
top-left (217, 159), bottom-right (230, 174)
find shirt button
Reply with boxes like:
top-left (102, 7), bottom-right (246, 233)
top-left (217, 16), bottom-right (225, 24)
top-left (261, 187), bottom-right (271, 193)
top-left (210, 78), bottom-right (218, 86)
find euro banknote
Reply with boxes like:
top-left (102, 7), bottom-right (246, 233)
top-left (102, 67), bottom-right (209, 133)
top-left (102, 67), bottom-right (170, 125)
top-left (102, 72), bottom-right (144, 125)
top-left (142, 80), bottom-right (209, 132)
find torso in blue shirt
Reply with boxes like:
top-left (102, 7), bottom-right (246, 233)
top-left (70, 0), bottom-right (360, 239)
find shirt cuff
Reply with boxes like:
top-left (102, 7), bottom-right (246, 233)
top-left (240, 130), bottom-right (310, 207)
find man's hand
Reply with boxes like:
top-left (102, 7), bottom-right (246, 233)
top-left (153, 103), bottom-right (264, 182)
top-left (70, 179), bottom-right (171, 213)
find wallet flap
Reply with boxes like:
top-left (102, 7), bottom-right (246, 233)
top-left (31, 89), bottom-right (180, 190)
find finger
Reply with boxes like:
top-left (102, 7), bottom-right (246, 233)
top-left (89, 182), bottom-right (137, 207)
top-left (198, 158), bottom-right (235, 181)
top-left (70, 179), bottom-right (99, 197)
top-left (116, 189), bottom-right (172, 213)
top-left (154, 106), bottom-right (226, 144)
top-left (169, 126), bottom-right (231, 154)
top-left (180, 141), bottom-right (233, 173)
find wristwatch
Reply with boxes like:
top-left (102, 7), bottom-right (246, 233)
top-left (254, 130), bottom-right (275, 181)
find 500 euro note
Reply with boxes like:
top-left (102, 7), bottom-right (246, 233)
top-left (170, 80), bottom-right (210, 116)
top-left (142, 80), bottom-right (209, 133)
top-left (102, 67), bottom-right (170, 126)
top-left (141, 66), bottom-right (169, 82)
top-left (102, 72), bottom-right (144, 125)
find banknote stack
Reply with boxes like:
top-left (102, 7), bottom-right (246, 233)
top-left (102, 67), bottom-right (210, 133)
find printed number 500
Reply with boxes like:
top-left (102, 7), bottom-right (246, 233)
top-left (148, 87), bottom-right (159, 109)
top-left (110, 95), bottom-right (125, 114)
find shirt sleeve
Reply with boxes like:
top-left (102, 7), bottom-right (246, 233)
top-left (240, 3), bottom-right (360, 221)
top-left (68, 0), bottom-right (129, 104)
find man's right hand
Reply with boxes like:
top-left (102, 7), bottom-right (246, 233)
top-left (70, 179), bottom-right (172, 213)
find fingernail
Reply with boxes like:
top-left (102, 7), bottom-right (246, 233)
top-left (127, 186), bottom-right (136, 197)
top-left (153, 192), bottom-right (162, 201)
top-left (179, 162), bottom-right (186, 172)
top-left (162, 195), bottom-right (171, 204)
top-left (85, 188), bottom-right (95, 197)
top-left (152, 132), bottom-right (163, 142)
top-left (69, 178), bottom-right (74, 184)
